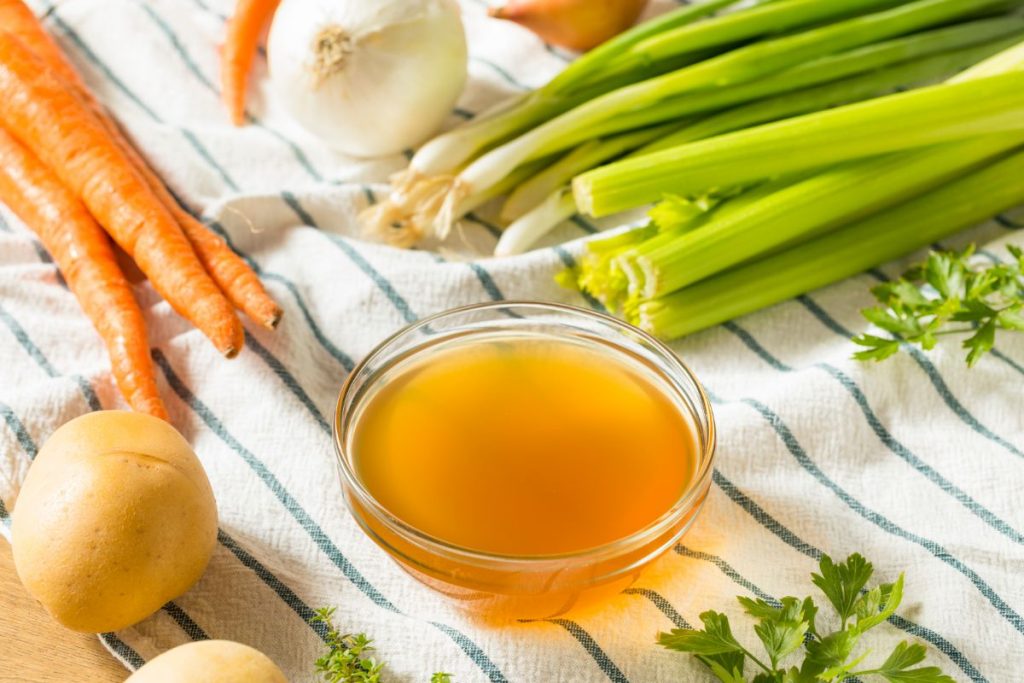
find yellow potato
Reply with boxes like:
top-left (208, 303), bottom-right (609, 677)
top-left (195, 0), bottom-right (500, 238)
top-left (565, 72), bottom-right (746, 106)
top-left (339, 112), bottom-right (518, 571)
top-left (11, 410), bottom-right (218, 633)
top-left (125, 640), bottom-right (287, 682)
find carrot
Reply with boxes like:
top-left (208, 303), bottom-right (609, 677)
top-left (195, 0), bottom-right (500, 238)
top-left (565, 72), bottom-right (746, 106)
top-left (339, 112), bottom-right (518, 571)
top-left (0, 0), bottom-right (85, 89)
top-left (0, 127), bottom-right (168, 420)
top-left (0, 33), bottom-right (244, 357)
top-left (0, 0), bottom-right (283, 329)
top-left (93, 127), bottom-right (283, 329)
top-left (176, 214), bottom-right (283, 328)
top-left (222, 0), bottom-right (280, 126)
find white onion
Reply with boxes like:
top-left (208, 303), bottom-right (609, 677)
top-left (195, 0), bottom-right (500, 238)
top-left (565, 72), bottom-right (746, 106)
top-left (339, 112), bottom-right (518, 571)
top-left (268, 0), bottom-right (468, 158)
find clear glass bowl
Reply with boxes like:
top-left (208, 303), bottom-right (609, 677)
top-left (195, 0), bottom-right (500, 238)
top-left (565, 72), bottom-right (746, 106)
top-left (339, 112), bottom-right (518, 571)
top-left (333, 301), bottom-right (716, 619)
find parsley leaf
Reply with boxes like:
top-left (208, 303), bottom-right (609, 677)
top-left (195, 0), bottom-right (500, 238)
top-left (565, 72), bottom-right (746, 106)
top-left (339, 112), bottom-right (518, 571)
top-left (854, 245), bottom-right (1024, 366)
top-left (864, 641), bottom-right (955, 683)
top-left (856, 574), bottom-right (904, 632)
top-left (699, 651), bottom-right (747, 683)
top-left (811, 553), bottom-right (874, 627)
top-left (802, 627), bottom-right (858, 676)
top-left (754, 618), bottom-right (807, 669)
top-left (658, 553), bottom-right (952, 683)
top-left (659, 611), bottom-right (746, 656)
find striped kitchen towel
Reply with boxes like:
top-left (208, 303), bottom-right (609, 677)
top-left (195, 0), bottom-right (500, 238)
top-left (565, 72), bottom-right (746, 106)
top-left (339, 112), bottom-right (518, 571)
top-left (1, 0), bottom-right (1023, 681)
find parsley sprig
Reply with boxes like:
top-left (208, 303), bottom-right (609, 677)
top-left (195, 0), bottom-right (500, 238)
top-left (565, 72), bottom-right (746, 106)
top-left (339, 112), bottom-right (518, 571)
top-left (658, 553), bottom-right (953, 683)
top-left (853, 245), bottom-right (1024, 366)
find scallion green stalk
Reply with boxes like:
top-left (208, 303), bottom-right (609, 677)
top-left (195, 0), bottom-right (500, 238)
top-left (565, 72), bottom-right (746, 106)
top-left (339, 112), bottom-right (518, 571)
top-left (635, 147), bottom-right (1024, 339)
top-left (546, 0), bottom-right (748, 95)
top-left (950, 32), bottom-right (1024, 80)
top-left (574, 69), bottom-right (1024, 217)
top-left (501, 123), bottom-right (682, 223)
top-left (408, 0), bottom-right (746, 179)
top-left (637, 35), bottom-right (1023, 155)
top-left (452, 0), bottom-right (1020, 214)
top-left (570, 16), bottom-right (1024, 148)
top-left (612, 0), bottom-right (906, 72)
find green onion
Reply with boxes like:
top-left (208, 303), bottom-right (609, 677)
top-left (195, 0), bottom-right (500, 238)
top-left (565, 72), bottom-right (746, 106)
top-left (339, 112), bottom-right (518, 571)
top-left (494, 191), bottom-right (577, 258)
top-left (407, 0), bottom-right (746, 179)
top-left (950, 29), bottom-right (1024, 80)
top-left (613, 0), bottom-right (906, 71)
top-left (500, 123), bottom-right (682, 223)
top-left (582, 16), bottom-right (1024, 148)
top-left (546, 0), bottom-right (748, 95)
top-left (451, 0), bottom-right (1021, 213)
top-left (634, 36), bottom-right (1022, 154)
top-left (574, 70), bottom-right (1024, 217)
top-left (636, 147), bottom-right (1024, 339)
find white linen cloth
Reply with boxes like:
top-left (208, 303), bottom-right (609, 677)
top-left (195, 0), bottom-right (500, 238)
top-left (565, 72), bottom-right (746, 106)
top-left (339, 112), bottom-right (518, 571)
top-left (1, 1), bottom-right (1022, 681)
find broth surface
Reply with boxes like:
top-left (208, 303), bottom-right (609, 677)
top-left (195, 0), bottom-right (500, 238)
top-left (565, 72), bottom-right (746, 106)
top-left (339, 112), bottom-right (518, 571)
top-left (351, 334), bottom-right (697, 556)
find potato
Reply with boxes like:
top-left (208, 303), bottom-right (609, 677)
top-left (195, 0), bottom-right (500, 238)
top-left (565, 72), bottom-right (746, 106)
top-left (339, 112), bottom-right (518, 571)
top-left (125, 640), bottom-right (287, 682)
top-left (11, 410), bottom-right (218, 632)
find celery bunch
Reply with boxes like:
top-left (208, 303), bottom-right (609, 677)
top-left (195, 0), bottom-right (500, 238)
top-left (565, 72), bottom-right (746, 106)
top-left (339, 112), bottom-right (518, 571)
top-left (569, 41), bottom-right (1024, 342)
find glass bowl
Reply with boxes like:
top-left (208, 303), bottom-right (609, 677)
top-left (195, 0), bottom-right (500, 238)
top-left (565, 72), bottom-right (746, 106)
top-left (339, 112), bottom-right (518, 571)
top-left (333, 301), bottom-right (716, 619)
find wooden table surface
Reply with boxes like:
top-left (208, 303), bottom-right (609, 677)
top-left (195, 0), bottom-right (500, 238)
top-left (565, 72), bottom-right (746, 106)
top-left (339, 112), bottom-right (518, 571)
top-left (0, 537), bottom-right (125, 683)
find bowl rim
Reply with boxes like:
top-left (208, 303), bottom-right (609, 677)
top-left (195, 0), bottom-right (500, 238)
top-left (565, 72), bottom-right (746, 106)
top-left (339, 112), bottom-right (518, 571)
top-left (332, 300), bottom-right (717, 567)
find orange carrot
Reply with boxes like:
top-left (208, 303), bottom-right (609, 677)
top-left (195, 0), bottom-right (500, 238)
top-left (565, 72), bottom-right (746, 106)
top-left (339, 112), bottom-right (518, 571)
top-left (0, 127), bottom-right (168, 420)
top-left (222, 0), bottom-right (280, 126)
top-left (0, 33), bottom-right (244, 357)
top-left (0, 0), bottom-right (85, 89)
top-left (0, 0), bottom-right (283, 329)
top-left (177, 216), bottom-right (282, 328)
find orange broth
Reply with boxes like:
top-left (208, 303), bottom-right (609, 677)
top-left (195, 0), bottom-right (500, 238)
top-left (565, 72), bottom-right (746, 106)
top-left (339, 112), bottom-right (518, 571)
top-left (351, 334), bottom-right (698, 559)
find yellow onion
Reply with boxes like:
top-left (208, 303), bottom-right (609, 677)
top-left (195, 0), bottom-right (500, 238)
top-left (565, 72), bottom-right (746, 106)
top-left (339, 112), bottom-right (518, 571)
top-left (490, 0), bottom-right (649, 52)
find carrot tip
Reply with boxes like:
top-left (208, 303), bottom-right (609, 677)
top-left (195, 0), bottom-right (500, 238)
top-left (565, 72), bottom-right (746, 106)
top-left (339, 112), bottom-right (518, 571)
top-left (265, 307), bottom-right (283, 330)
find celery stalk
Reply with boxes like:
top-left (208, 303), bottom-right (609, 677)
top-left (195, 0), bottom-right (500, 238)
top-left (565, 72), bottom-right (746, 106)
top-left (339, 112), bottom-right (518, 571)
top-left (572, 225), bottom-right (660, 310)
top-left (636, 147), bottom-right (1024, 339)
top-left (637, 134), bottom-right (1024, 298)
top-left (574, 70), bottom-right (1024, 217)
